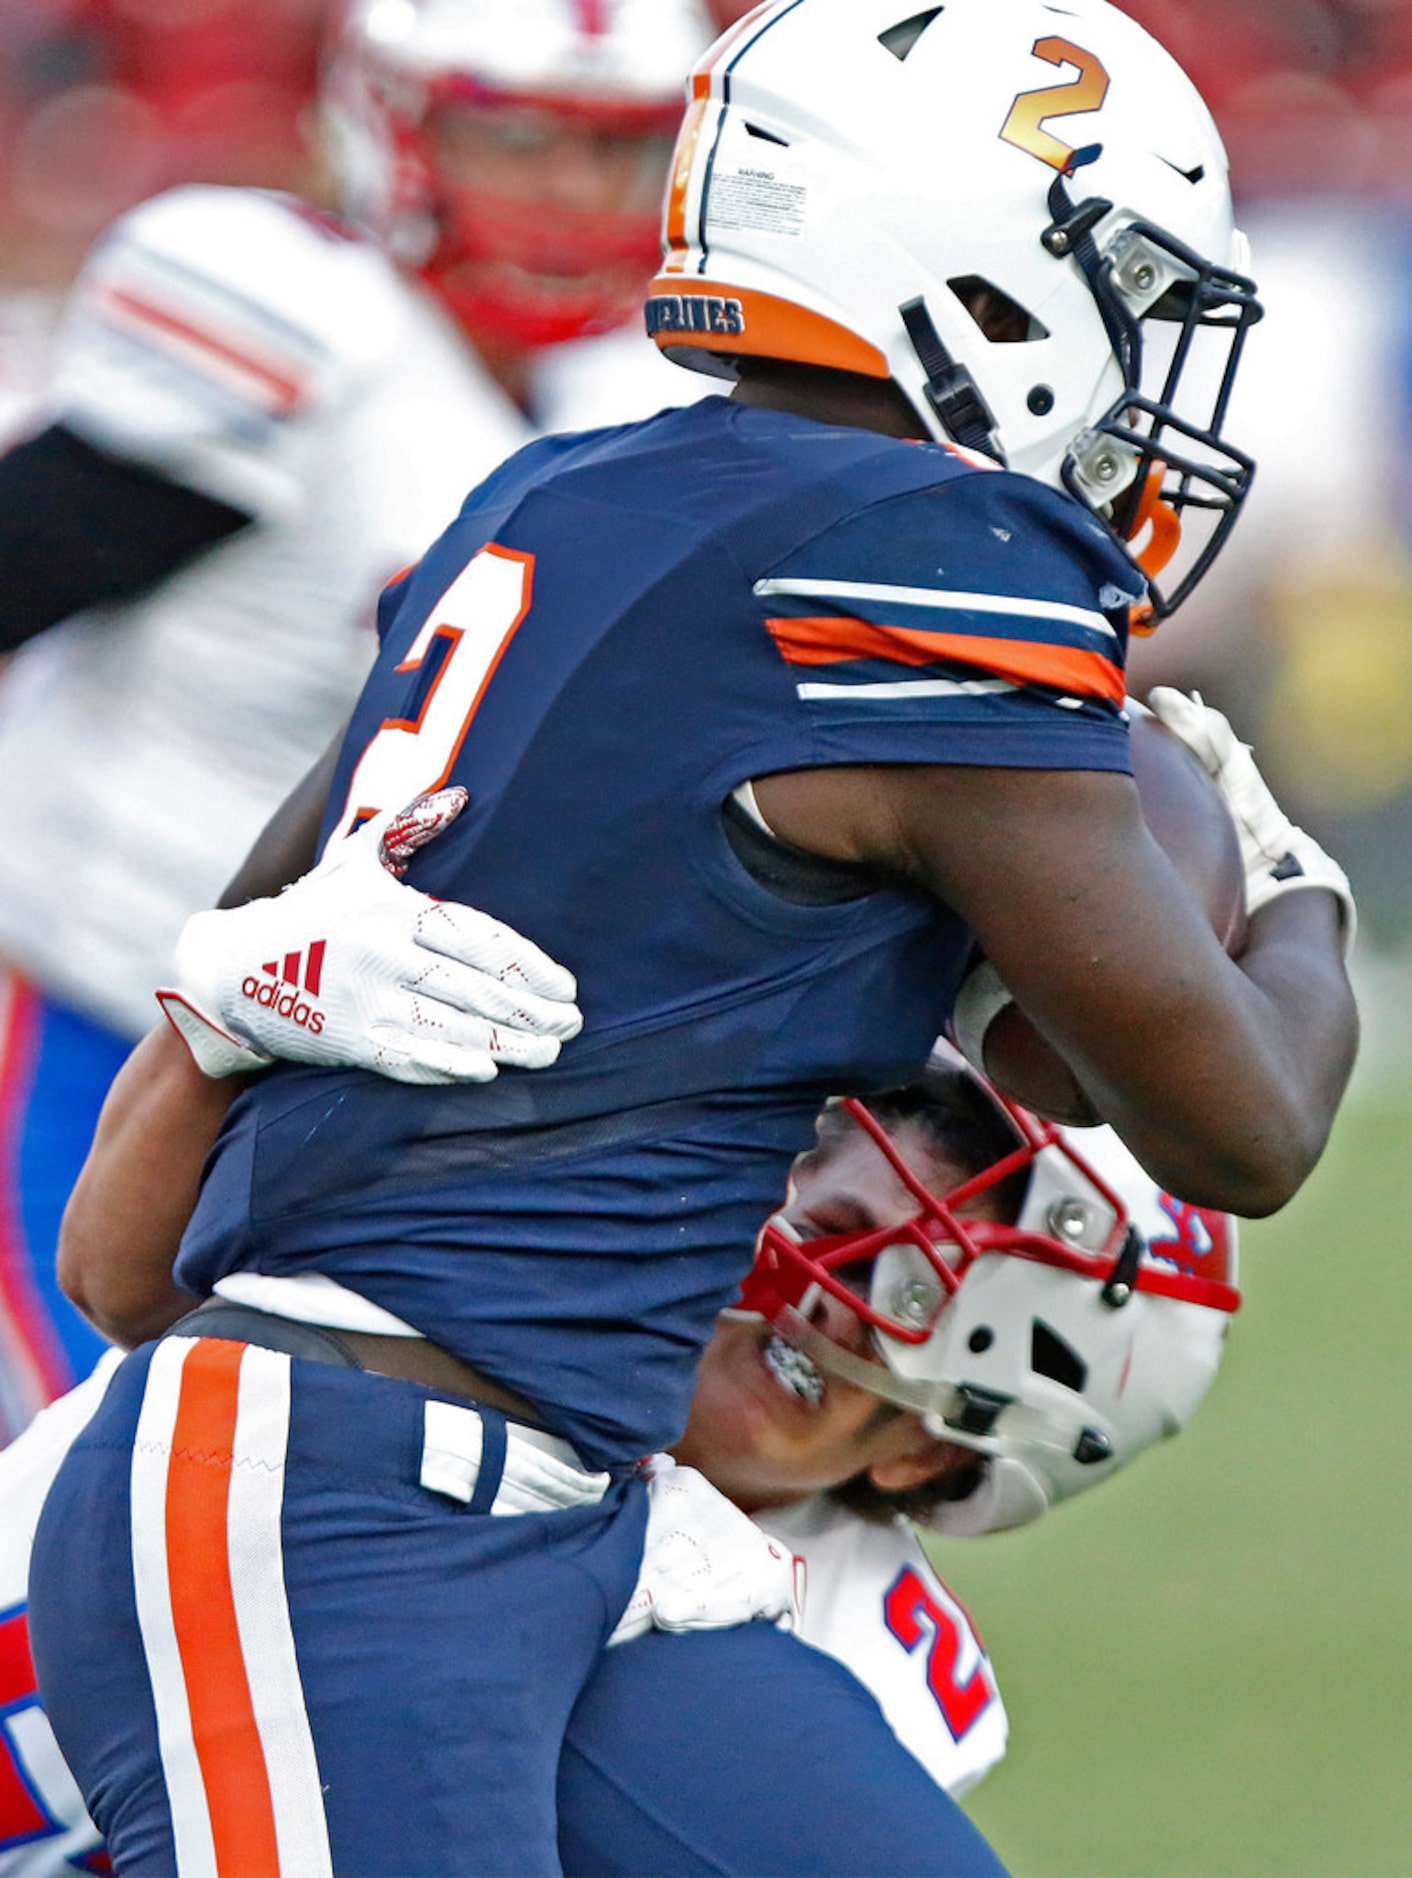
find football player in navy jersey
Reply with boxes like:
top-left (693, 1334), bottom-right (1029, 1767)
top-left (29, 4), bottom-right (1356, 1874)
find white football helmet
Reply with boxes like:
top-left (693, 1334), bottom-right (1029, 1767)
top-left (648, 0), bottom-right (1261, 617)
top-left (740, 1084), bottom-right (1240, 1535)
top-left (322, 0), bottom-right (715, 349)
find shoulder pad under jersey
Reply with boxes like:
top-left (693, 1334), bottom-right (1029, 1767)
top-left (49, 186), bottom-right (417, 517)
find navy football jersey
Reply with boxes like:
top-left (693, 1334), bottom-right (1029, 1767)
top-left (177, 396), bottom-right (1140, 1465)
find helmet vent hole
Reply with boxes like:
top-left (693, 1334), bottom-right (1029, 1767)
top-left (948, 276), bottom-right (1049, 344)
top-left (744, 122), bottom-right (790, 147)
top-left (878, 8), bottom-right (945, 62)
top-left (968, 1326), bottom-right (994, 1354)
top-left (1031, 1319), bottom-right (1087, 1393)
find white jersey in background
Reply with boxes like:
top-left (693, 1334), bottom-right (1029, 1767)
top-left (0, 184), bottom-right (689, 1037)
top-left (0, 1354), bottom-right (120, 1874)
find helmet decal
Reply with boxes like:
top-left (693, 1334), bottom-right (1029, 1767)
top-left (998, 37), bottom-right (1110, 172)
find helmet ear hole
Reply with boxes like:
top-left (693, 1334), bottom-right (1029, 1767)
top-left (947, 276), bottom-right (1049, 344)
top-left (1030, 1319), bottom-right (1087, 1393)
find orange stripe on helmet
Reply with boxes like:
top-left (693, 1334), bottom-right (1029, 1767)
top-left (648, 277), bottom-right (889, 378)
top-left (165, 1339), bottom-right (283, 1877)
top-left (662, 90), bottom-right (712, 275)
top-left (766, 614), bottom-right (1125, 703)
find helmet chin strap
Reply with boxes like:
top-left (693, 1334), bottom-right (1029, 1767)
top-left (1039, 144), bottom-right (1139, 388)
top-left (769, 1304), bottom-right (1112, 1465)
top-left (898, 298), bottom-right (1006, 464)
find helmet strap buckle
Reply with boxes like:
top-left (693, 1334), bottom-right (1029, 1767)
top-left (942, 1382), bottom-right (1014, 1439)
top-left (898, 298), bottom-right (1005, 463)
top-left (1040, 146), bottom-right (1112, 259)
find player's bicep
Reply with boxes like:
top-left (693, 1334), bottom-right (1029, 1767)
top-left (759, 757), bottom-right (1316, 1209)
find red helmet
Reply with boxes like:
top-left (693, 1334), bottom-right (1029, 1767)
top-left (322, 0), bottom-right (715, 351)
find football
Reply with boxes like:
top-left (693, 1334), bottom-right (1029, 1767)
top-left (966, 697), bottom-right (1247, 1123)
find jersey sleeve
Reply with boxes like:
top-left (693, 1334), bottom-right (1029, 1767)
top-left (45, 186), bottom-right (402, 522)
top-left (752, 465), bottom-right (1141, 776)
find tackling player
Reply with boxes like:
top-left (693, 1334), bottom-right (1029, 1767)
top-left (28, 3), bottom-right (1357, 1872)
top-left (0, 0), bottom-right (715, 1435)
top-left (2, 1040), bottom-right (1235, 1874)
top-left (559, 1063), bottom-right (1240, 1872)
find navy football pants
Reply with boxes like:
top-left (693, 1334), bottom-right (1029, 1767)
top-left (30, 1341), bottom-right (1007, 1876)
top-left (559, 1625), bottom-right (1009, 1877)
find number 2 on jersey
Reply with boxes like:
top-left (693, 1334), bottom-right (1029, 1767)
top-left (884, 1567), bottom-right (998, 1740)
top-left (330, 544), bottom-right (534, 841)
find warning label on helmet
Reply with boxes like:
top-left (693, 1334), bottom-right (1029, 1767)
top-left (710, 169), bottom-right (806, 238)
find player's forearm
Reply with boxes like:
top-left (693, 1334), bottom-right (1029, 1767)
top-left (56, 1023), bottom-right (239, 1345)
top-left (1062, 890), bottom-right (1356, 1213)
top-left (1220, 889), bottom-right (1358, 1173)
top-left (889, 764), bottom-right (1354, 1216)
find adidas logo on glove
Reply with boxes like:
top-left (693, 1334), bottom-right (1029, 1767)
top-left (158, 787), bottom-right (581, 1084)
top-left (241, 943), bottom-right (327, 1034)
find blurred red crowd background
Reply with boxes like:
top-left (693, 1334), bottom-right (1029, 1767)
top-left (0, 0), bottom-right (1406, 290)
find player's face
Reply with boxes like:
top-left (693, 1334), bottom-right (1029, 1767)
top-left (674, 1115), bottom-right (975, 1513)
top-left (421, 97), bottom-right (675, 349)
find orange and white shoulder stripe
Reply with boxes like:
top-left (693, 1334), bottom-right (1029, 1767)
top-left (755, 576), bottom-right (1125, 706)
top-left (131, 1336), bottom-right (333, 1878)
top-left (84, 247), bottom-right (316, 419)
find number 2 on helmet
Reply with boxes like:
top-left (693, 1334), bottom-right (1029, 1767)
top-left (999, 37), bottom-right (1110, 172)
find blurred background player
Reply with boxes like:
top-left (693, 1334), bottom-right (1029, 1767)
top-left (0, 1040), bottom-right (1236, 1874)
top-left (0, 0), bottom-right (714, 1436)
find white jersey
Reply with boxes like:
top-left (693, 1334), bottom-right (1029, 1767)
top-left (0, 1353), bottom-right (121, 1874)
top-left (0, 1365), bottom-right (1005, 1872)
top-left (0, 291), bottom-right (58, 447)
top-left (758, 1496), bottom-right (1008, 1798)
top-left (0, 185), bottom-right (691, 1038)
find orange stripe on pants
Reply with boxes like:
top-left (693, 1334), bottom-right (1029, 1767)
top-left (166, 1338), bottom-right (283, 1876)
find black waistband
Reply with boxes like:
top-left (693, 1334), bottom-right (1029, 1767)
top-left (165, 1299), bottom-right (364, 1368)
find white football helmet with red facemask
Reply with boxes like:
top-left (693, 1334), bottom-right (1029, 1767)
top-left (739, 1086), bottom-right (1240, 1535)
top-left (648, 0), bottom-right (1261, 618)
top-left (322, 0), bottom-right (714, 351)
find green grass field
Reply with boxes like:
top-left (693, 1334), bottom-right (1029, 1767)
top-left (928, 1080), bottom-right (1412, 1878)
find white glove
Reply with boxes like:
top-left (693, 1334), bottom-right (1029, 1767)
top-left (608, 1455), bottom-right (804, 1648)
top-left (948, 956), bottom-right (1012, 1079)
top-left (157, 788), bottom-right (583, 1083)
top-left (1146, 688), bottom-right (1356, 953)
